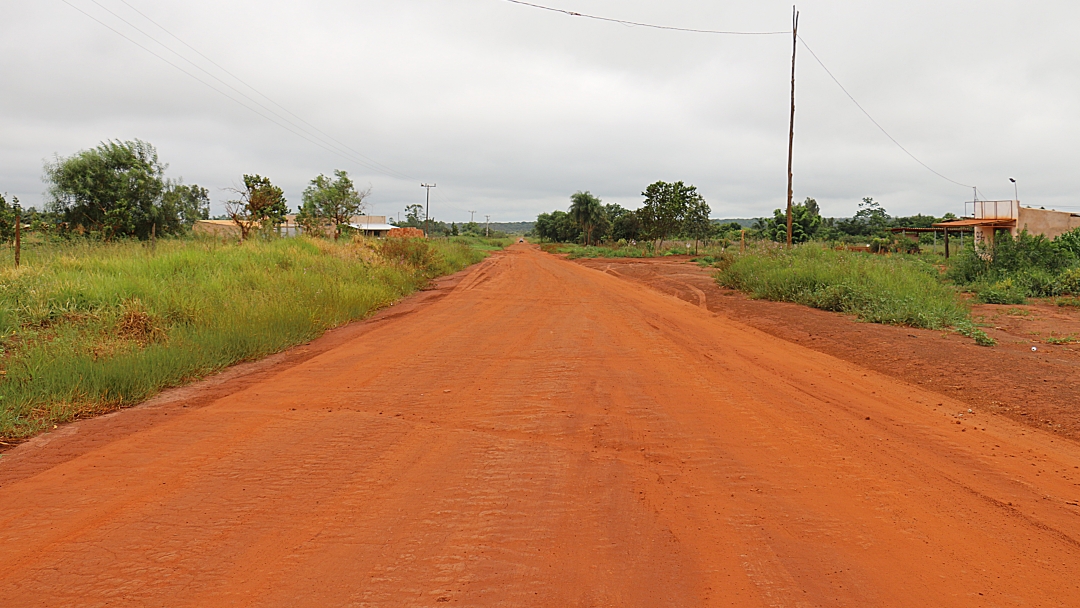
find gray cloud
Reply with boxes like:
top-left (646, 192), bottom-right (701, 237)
top-left (2, 0), bottom-right (1078, 222)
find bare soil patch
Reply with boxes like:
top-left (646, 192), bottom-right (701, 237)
top-left (576, 255), bottom-right (1080, 441)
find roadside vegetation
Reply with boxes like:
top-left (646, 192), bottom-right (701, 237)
top-left (0, 139), bottom-right (504, 442)
top-left (716, 247), bottom-right (967, 329)
top-left (532, 183), bottom-right (1080, 346)
top-left (0, 235), bottom-right (495, 441)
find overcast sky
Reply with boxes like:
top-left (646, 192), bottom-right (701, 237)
top-left (2, 0), bottom-right (1078, 222)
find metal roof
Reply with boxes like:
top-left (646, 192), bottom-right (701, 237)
top-left (348, 223), bottom-right (396, 231)
top-left (932, 218), bottom-right (1017, 228)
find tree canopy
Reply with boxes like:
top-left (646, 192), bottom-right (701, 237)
top-left (298, 170), bottom-right (370, 239)
top-left (569, 191), bottom-right (604, 246)
top-left (760, 197), bottom-right (823, 244)
top-left (45, 139), bottom-right (176, 239)
top-left (639, 181), bottom-right (704, 247)
top-left (226, 174), bottom-right (288, 240)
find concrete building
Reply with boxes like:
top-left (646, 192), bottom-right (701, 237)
top-left (934, 200), bottom-right (1080, 250)
top-left (347, 215), bottom-right (395, 238)
top-left (192, 215), bottom-right (392, 238)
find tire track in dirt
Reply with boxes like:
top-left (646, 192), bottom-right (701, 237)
top-left (0, 244), bottom-right (1078, 606)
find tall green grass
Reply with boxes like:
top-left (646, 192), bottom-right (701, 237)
top-left (0, 235), bottom-right (491, 440)
top-left (717, 246), bottom-right (969, 330)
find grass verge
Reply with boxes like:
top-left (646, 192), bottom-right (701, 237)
top-left (716, 246), bottom-right (974, 332)
top-left (0, 235), bottom-right (495, 441)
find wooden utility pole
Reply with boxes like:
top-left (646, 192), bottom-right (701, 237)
top-left (786, 6), bottom-right (799, 248)
top-left (421, 183), bottom-right (436, 237)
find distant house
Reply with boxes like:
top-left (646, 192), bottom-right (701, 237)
top-left (192, 219), bottom-right (241, 238)
top-left (347, 215), bottom-right (395, 238)
top-left (192, 215), bottom-right (392, 238)
top-left (934, 200), bottom-right (1080, 250)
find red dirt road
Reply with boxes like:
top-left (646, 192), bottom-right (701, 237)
top-left (2, 243), bottom-right (1079, 606)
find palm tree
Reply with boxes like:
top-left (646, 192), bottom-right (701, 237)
top-left (569, 191), bottom-right (604, 246)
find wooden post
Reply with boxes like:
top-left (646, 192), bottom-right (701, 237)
top-left (741, 229), bottom-right (746, 253)
top-left (14, 209), bottom-right (20, 269)
top-left (943, 228), bottom-right (950, 259)
top-left (151, 222), bottom-right (156, 250)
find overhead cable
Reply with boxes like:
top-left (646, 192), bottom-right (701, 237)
top-left (500, 0), bottom-right (789, 35)
top-left (503, 0), bottom-right (974, 191)
top-left (113, 0), bottom-right (416, 182)
top-left (64, 0), bottom-right (415, 182)
top-left (797, 36), bottom-right (972, 189)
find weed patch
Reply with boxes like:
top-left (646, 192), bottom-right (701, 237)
top-left (0, 235), bottom-right (494, 440)
top-left (717, 246), bottom-right (969, 331)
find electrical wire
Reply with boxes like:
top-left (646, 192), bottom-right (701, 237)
top-left (503, 0), bottom-right (976, 193)
top-left (113, 0), bottom-right (416, 182)
top-left (797, 35), bottom-right (973, 190)
top-left (64, 0), bottom-right (416, 182)
top-left (500, 0), bottom-right (788, 35)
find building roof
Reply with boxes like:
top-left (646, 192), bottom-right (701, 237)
top-left (348, 222), bottom-right (396, 231)
top-left (932, 218), bottom-right (1017, 228)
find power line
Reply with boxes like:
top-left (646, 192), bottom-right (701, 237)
top-left (500, 0), bottom-right (789, 35)
top-left (113, 0), bottom-right (416, 182)
top-left (797, 35), bottom-right (972, 190)
top-left (63, 0), bottom-right (415, 182)
top-left (504, 0), bottom-right (975, 193)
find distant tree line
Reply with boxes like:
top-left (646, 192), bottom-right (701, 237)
top-left (754, 196), bottom-right (959, 246)
top-left (9, 138), bottom-right (381, 242)
top-left (390, 204), bottom-right (509, 238)
top-left (533, 181), bottom-right (722, 250)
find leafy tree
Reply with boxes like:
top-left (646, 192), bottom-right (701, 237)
top-left (450, 222), bottom-right (459, 236)
top-left (226, 174), bottom-right (288, 241)
top-left (682, 196), bottom-right (712, 253)
top-left (568, 191), bottom-right (605, 246)
top-left (762, 197), bottom-right (822, 243)
top-left (854, 197), bottom-right (890, 233)
top-left (601, 203), bottom-right (636, 241)
top-left (0, 194), bottom-right (18, 242)
top-left (298, 170), bottom-right (370, 239)
top-left (535, 210), bottom-right (581, 242)
top-left (44, 139), bottom-right (176, 239)
top-left (163, 182), bottom-right (210, 227)
top-left (638, 181), bottom-right (702, 248)
top-left (400, 204), bottom-right (425, 228)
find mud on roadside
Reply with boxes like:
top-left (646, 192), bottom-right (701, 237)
top-left (575, 256), bottom-right (1080, 442)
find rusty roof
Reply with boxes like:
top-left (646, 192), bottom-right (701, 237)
top-left (932, 218), bottom-right (1017, 228)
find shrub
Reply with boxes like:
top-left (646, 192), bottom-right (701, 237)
top-left (718, 246), bottom-right (967, 329)
top-left (1056, 267), bottom-right (1080, 296)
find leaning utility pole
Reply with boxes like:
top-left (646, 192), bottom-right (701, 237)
top-left (786, 6), bottom-right (799, 248)
top-left (420, 183), bottom-right (436, 237)
top-left (485, 214), bottom-right (491, 237)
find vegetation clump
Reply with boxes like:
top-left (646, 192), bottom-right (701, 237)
top-left (947, 228), bottom-right (1080, 303)
top-left (0, 235), bottom-right (493, 441)
top-left (718, 246), bottom-right (968, 330)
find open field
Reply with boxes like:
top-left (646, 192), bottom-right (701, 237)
top-left (0, 235), bottom-right (501, 441)
top-left (1, 243), bottom-right (1078, 606)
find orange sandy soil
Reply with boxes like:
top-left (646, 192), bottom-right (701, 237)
top-left (576, 255), bottom-right (1080, 441)
top-left (1, 243), bottom-right (1078, 606)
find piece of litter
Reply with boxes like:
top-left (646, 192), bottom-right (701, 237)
top-left (1032, 346), bottom-right (1038, 351)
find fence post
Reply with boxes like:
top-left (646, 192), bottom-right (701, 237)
top-left (14, 209), bottom-right (20, 268)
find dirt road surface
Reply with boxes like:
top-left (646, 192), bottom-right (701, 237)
top-left (2, 243), bottom-right (1079, 606)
